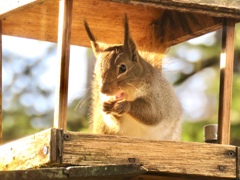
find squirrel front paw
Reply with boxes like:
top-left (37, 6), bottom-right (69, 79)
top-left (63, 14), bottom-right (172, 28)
top-left (103, 100), bottom-right (130, 115)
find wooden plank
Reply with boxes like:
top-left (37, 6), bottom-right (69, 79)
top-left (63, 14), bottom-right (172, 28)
top-left (0, 128), bottom-right (57, 170)
top-left (2, 0), bottom-right (222, 53)
top-left (108, 0), bottom-right (240, 19)
top-left (0, 166), bottom-right (230, 180)
top-left (53, 0), bottom-right (73, 130)
top-left (61, 132), bottom-right (237, 179)
top-left (152, 10), bottom-right (221, 48)
top-left (0, 165), bottom-right (146, 180)
top-left (218, 18), bottom-right (235, 145)
top-left (0, 129), bottom-right (238, 179)
top-left (0, 20), bottom-right (2, 144)
top-left (133, 174), bottom-right (228, 180)
top-left (0, 0), bottom-right (45, 20)
top-left (237, 147), bottom-right (240, 179)
top-left (1, 166), bottom-right (227, 180)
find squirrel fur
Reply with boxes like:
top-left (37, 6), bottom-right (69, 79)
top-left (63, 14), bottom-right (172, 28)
top-left (84, 15), bottom-right (182, 140)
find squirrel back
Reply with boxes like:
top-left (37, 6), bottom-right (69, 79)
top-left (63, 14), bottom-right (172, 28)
top-left (84, 15), bottom-right (182, 140)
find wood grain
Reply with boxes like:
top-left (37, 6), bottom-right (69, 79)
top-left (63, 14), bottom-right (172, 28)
top-left (1, 0), bottom-right (223, 53)
top-left (218, 18), bottom-right (236, 145)
top-left (53, 0), bottom-right (73, 130)
top-left (61, 132), bottom-right (237, 179)
top-left (109, 0), bottom-right (240, 19)
top-left (237, 147), bottom-right (240, 179)
top-left (0, 166), bottom-right (234, 180)
top-left (0, 0), bottom-right (45, 19)
top-left (0, 129), bottom-right (239, 179)
top-left (152, 10), bottom-right (221, 48)
top-left (0, 165), bottom-right (146, 180)
top-left (0, 20), bottom-right (2, 144)
top-left (0, 128), bottom-right (54, 170)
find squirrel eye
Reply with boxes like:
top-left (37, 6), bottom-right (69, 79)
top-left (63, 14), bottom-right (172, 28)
top-left (118, 64), bottom-right (127, 74)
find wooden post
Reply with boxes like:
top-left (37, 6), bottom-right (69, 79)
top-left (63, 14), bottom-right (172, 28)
top-left (0, 20), bottom-right (2, 144)
top-left (54, 0), bottom-right (73, 130)
top-left (218, 18), bottom-right (235, 145)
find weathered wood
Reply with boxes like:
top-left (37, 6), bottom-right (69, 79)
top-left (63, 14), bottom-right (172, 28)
top-left (61, 132), bottom-right (237, 179)
top-left (0, 165), bottom-right (227, 180)
top-left (53, 0), bottom-right (73, 130)
top-left (0, 0), bottom-right (45, 19)
top-left (108, 0), bottom-right (240, 19)
top-left (218, 18), bottom-right (235, 145)
top-left (237, 147), bottom-right (240, 179)
top-left (2, 0), bottom-right (223, 53)
top-left (0, 128), bottom-right (58, 170)
top-left (0, 165), bottom-right (145, 180)
top-left (0, 129), bottom-right (239, 179)
top-left (0, 20), bottom-right (2, 144)
top-left (152, 10), bottom-right (221, 48)
top-left (50, 126), bottom-right (63, 163)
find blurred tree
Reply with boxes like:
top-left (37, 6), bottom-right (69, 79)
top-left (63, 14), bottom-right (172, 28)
top-left (2, 40), bottom-right (57, 142)
top-left (168, 23), bottom-right (240, 145)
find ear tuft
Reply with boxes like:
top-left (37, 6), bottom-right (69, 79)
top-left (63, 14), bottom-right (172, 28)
top-left (84, 20), bottom-right (103, 56)
top-left (123, 14), bottom-right (138, 62)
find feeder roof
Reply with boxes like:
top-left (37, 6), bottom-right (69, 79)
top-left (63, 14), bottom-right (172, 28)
top-left (1, 0), bottom-right (239, 52)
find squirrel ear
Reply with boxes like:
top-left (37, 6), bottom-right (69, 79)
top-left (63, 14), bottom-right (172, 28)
top-left (123, 15), bottom-right (138, 62)
top-left (90, 41), bottom-right (104, 57)
top-left (84, 20), bottom-right (103, 56)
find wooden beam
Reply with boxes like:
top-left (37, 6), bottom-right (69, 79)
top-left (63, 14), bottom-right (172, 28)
top-left (152, 10), bottom-right (221, 48)
top-left (0, 129), bottom-right (238, 179)
top-left (108, 0), bottom-right (240, 19)
top-left (2, 0), bottom-right (223, 53)
top-left (0, 165), bottom-right (146, 180)
top-left (237, 147), bottom-right (240, 179)
top-left (0, 0), bottom-right (45, 20)
top-left (218, 18), bottom-right (235, 145)
top-left (0, 128), bottom-right (58, 170)
top-left (53, 0), bottom-right (73, 130)
top-left (1, 166), bottom-right (228, 180)
top-left (0, 20), bottom-right (2, 144)
top-left (61, 132), bottom-right (237, 179)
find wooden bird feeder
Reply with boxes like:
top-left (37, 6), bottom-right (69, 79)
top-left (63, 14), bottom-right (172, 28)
top-left (0, 0), bottom-right (239, 179)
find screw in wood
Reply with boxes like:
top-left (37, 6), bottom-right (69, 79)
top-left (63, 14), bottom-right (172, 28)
top-left (43, 146), bottom-right (49, 155)
top-left (128, 158), bottom-right (136, 163)
top-left (64, 134), bottom-right (70, 141)
top-left (218, 165), bottom-right (225, 171)
top-left (227, 150), bottom-right (235, 157)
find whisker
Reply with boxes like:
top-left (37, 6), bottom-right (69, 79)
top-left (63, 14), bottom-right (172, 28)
top-left (74, 87), bottom-right (91, 111)
top-left (127, 83), bottom-right (138, 91)
top-left (118, 86), bottom-right (123, 92)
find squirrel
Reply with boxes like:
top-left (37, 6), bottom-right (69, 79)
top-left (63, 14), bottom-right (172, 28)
top-left (84, 15), bottom-right (182, 141)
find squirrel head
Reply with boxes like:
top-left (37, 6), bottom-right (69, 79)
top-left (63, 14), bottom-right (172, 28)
top-left (84, 15), bottom-right (145, 99)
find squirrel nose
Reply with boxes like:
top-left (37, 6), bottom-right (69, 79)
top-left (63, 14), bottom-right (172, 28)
top-left (101, 84), bottom-right (110, 95)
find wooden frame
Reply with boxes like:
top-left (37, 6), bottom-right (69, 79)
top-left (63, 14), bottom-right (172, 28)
top-left (109, 0), bottom-right (240, 19)
top-left (0, 0), bottom-right (225, 53)
top-left (218, 18), bottom-right (235, 145)
top-left (53, 0), bottom-right (73, 130)
top-left (0, 0), bottom-right (45, 19)
top-left (0, 128), bottom-right (239, 179)
top-left (0, 0), bottom-right (239, 179)
top-left (0, 20), bottom-right (2, 144)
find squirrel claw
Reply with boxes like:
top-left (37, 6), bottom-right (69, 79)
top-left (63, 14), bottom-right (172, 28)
top-left (102, 100), bottom-right (116, 113)
top-left (103, 100), bottom-right (130, 115)
top-left (112, 100), bottom-right (130, 115)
